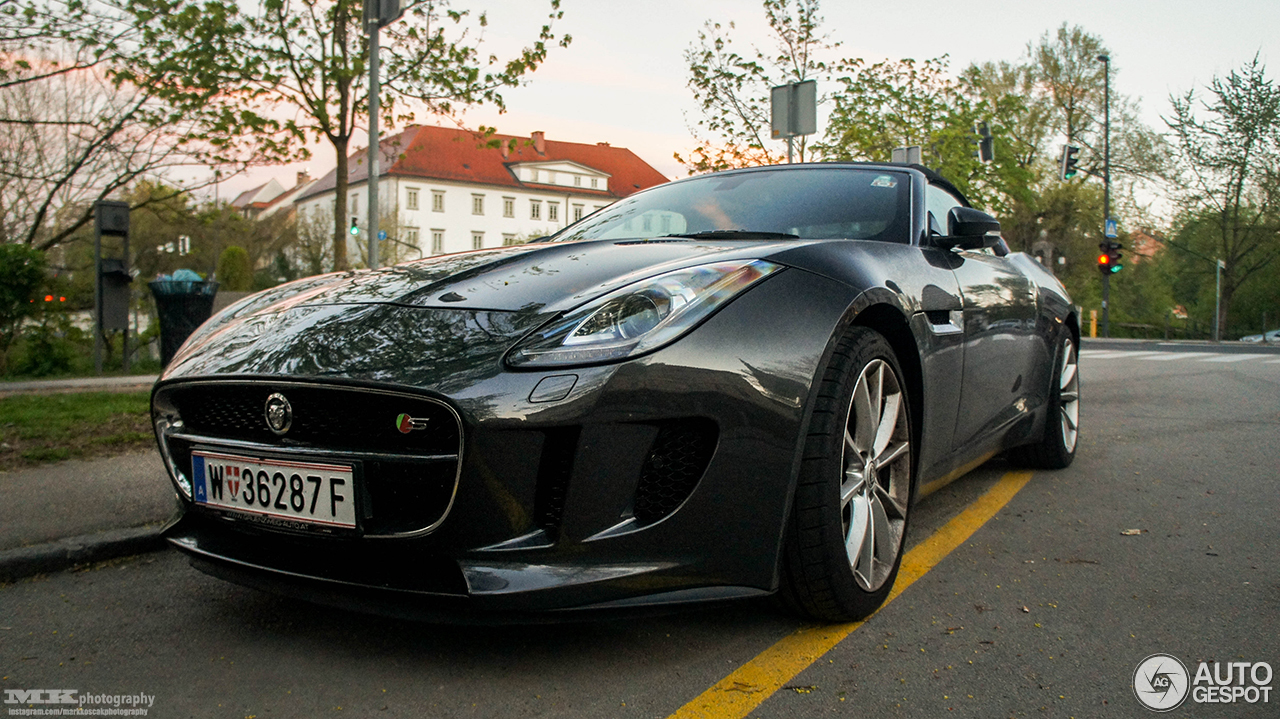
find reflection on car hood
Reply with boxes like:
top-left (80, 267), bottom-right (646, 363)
top-left (254, 238), bottom-right (813, 314)
top-left (162, 238), bottom-right (813, 384)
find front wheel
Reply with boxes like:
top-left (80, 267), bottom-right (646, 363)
top-left (779, 326), bottom-right (913, 622)
top-left (1010, 331), bottom-right (1079, 469)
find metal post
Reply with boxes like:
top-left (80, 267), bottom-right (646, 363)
top-left (1098, 54), bottom-right (1112, 338)
top-left (1214, 259), bottom-right (1223, 342)
top-left (94, 222), bottom-right (103, 375)
top-left (367, 22), bottom-right (381, 269)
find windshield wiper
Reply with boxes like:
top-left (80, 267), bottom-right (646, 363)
top-left (660, 230), bottom-right (799, 240)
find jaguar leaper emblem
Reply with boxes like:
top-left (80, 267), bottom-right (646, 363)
top-left (396, 413), bottom-right (429, 434)
top-left (264, 393), bottom-right (292, 435)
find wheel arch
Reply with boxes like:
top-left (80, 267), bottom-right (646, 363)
top-left (851, 303), bottom-right (925, 497)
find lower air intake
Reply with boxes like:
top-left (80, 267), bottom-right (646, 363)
top-left (633, 419), bottom-right (717, 524)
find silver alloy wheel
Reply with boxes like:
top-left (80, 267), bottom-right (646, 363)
top-left (1059, 338), bottom-right (1080, 451)
top-left (840, 358), bottom-right (911, 592)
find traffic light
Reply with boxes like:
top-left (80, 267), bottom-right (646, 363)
top-left (349, 217), bottom-right (360, 236)
top-left (1097, 241), bottom-right (1123, 273)
top-left (974, 122), bottom-right (994, 163)
top-left (1059, 145), bottom-right (1080, 180)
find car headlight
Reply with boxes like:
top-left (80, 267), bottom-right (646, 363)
top-left (507, 259), bottom-right (782, 368)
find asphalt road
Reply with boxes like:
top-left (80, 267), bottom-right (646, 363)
top-left (2, 343), bottom-right (1277, 718)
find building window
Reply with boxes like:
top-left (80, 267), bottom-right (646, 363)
top-left (530, 200), bottom-right (541, 220)
top-left (472, 232), bottom-right (484, 250)
top-left (405, 228), bottom-right (419, 247)
top-left (471, 194), bottom-right (485, 216)
top-left (350, 193), bottom-right (359, 214)
top-left (502, 233), bottom-right (517, 246)
top-left (593, 205), bottom-right (605, 212)
top-left (590, 178), bottom-right (598, 189)
top-left (503, 197), bottom-right (515, 218)
top-left (573, 204), bottom-right (584, 222)
top-left (406, 187), bottom-right (419, 211)
top-left (548, 203), bottom-right (559, 222)
top-left (530, 169), bottom-right (539, 183)
top-left (574, 175), bottom-right (581, 187)
top-left (432, 191), bottom-right (445, 212)
top-left (661, 214), bottom-right (672, 233)
top-left (642, 214), bottom-right (652, 231)
top-left (547, 171), bottom-right (556, 185)
top-left (431, 229), bottom-right (444, 255)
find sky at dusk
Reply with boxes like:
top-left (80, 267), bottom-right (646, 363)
top-left (217, 0), bottom-right (1280, 198)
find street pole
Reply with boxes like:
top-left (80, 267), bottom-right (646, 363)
top-left (1214, 259), bottom-right (1223, 342)
top-left (1098, 54), bottom-right (1112, 338)
top-left (366, 20), bottom-right (381, 269)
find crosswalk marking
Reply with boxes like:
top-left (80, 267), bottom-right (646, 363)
top-left (1140, 352), bottom-right (1217, 361)
top-left (1201, 354), bottom-right (1269, 363)
top-left (1080, 350), bottom-right (1167, 359)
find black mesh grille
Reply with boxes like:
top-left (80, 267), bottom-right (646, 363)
top-left (633, 419), bottom-right (717, 524)
top-left (160, 382), bottom-right (461, 536)
top-left (170, 383), bottom-right (459, 455)
top-left (534, 427), bottom-right (579, 533)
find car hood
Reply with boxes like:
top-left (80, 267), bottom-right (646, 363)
top-left (260, 238), bottom-right (812, 313)
top-left (161, 238), bottom-right (810, 385)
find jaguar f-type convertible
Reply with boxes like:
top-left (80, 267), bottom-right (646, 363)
top-left (152, 163), bottom-right (1080, 622)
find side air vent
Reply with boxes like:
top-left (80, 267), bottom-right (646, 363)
top-left (633, 419), bottom-right (717, 524)
top-left (534, 427), bottom-right (580, 534)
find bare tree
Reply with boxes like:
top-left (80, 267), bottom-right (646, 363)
top-left (0, 51), bottom-right (226, 249)
top-left (678, 0), bottom-right (835, 173)
top-left (1165, 56), bottom-right (1280, 333)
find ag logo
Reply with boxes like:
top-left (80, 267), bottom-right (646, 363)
top-left (1134, 653), bottom-right (1190, 711)
top-left (264, 393), bottom-right (293, 435)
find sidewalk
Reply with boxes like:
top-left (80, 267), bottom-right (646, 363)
top-left (0, 373), bottom-right (158, 396)
top-left (0, 375), bottom-right (172, 582)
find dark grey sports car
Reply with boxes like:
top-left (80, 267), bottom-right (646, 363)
top-left (152, 163), bottom-right (1080, 622)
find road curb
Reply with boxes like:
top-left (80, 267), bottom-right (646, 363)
top-left (0, 526), bottom-right (169, 583)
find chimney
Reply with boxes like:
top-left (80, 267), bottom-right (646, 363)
top-left (500, 142), bottom-right (509, 160)
top-left (296, 170), bottom-right (311, 187)
top-left (532, 131), bottom-right (546, 155)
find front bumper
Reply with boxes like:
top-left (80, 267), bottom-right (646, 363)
top-left (157, 269), bottom-right (860, 615)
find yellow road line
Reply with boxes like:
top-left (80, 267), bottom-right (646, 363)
top-left (668, 470), bottom-right (1033, 719)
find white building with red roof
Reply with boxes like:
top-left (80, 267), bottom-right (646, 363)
top-left (295, 126), bottom-right (669, 259)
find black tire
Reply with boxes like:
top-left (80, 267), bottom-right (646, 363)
top-left (1009, 331), bottom-right (1079, 469)
top-left (779, 326), bottom-right (914, 622)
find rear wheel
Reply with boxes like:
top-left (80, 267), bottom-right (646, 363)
top-left (780, 326), bottom-right (913, 622)
top-left (1010, 331), bottom-right (1079, 469)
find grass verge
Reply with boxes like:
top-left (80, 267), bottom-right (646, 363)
top-left (0, 391), bottom-right (152, 472)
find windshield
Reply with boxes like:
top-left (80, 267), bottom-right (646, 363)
top-left (551, 167), bottom-right (912, 244)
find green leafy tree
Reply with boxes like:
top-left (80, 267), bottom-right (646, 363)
top-left (120, 0), bottom-right (569, 270)
top-left (217, 245), bottom-right (253, 291)
top-left (0, 243), bottom-right (46, 372)
top-left (679, 0), bottom-right (835, 173)
top-left (1164, 56), bottom-right (1280, 335)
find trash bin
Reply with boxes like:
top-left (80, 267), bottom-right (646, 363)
top-left (149, 278), bottom-right (219, 367)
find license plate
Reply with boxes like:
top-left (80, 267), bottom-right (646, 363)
top-left (191, 450), bottom-right (357, 529)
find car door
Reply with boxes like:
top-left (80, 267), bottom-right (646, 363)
top-left (925, 185), bottom-right (1040, 451)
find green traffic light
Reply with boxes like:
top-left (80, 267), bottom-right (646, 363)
top-left (1110, 264), bottom-right (1122, 273)
top-left (349, 225), bottom-right (360, 236)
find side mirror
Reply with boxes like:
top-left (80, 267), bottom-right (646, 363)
top-left (935, 207), bottom-right (1002, 251)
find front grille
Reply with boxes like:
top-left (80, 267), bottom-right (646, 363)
top-left (633, 419), bottom-right (717, 524)
top-left (158, 382), bottom-right (462, 536)
top-left (170, 383), bottom-right (459, 455)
